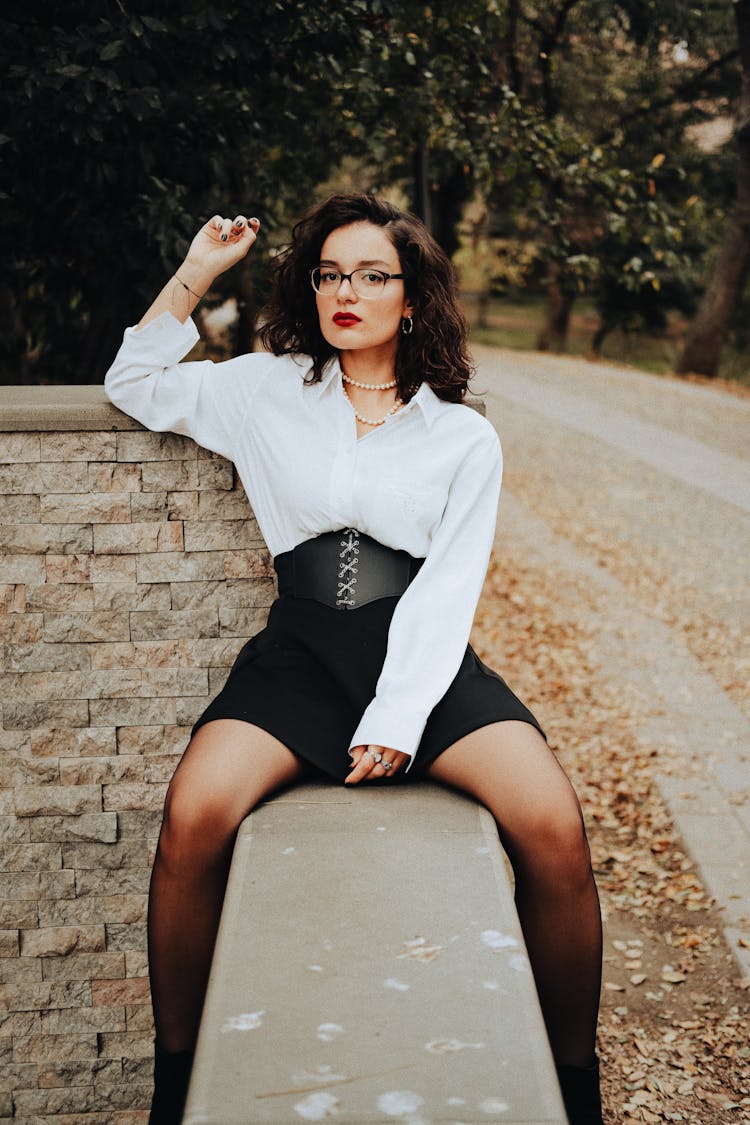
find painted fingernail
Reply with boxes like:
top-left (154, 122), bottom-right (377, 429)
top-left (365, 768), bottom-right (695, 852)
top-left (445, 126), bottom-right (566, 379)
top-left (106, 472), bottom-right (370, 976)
top-left (221, 234), bottom-right (227, 242)
top-left (235, 219), bottom-right (244, 227)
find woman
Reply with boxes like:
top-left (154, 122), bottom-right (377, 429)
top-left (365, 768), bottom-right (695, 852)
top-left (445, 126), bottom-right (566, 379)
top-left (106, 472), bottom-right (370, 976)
top-left (104, 193), bottom-right (604, 1125)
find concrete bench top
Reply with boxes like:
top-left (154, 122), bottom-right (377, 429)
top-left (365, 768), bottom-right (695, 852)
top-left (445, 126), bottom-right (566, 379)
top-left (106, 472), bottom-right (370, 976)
top-left (185, 782), bottom-right (565, 1124)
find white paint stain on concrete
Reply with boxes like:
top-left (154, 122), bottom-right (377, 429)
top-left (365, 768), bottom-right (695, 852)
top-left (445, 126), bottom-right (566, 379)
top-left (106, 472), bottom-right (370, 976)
top-left (480, 1098), bottom-right (510, 1114)
top-left (220, 1010), bottom-right (265, 1033)
top-left (377, 1090), bottom-right (426, 1117)
top-left (424, 1039), bottom-right (485, 1054)
top-left (282, 846), bottom-right (296, 855)
top-left (316, 1022), bottom-right (345, 1042)
top-left (474, 846), bottom-right (491, 855)
top-left (482, 980), bottom-right (500, 991)
top-left (293, 1065), bottom-right (345, 1086)
top-left (480, 930), bottom-right (519, 951)
top-left (446, 1097), bottom-right (466, 1106)
top-left (383, 978), bottom-right (411, 991)
top-left (376, 826), bottom-right (387, 832)
top-left (294, 1090), bottom-right (340, 1119)
top-left (509, 953), bottom-right (530, 973)
top-left (397, 937), bottom-right (444, 962)
top-left (307, 964), bottom-right (324, 972)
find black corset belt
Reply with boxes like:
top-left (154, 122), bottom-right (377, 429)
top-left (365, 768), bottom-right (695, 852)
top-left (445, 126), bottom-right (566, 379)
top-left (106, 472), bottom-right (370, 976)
top-left (274, 529), bottom-right (425, 610)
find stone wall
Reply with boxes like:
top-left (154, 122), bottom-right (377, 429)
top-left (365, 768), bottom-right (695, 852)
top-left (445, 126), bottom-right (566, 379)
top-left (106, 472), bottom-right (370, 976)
top-left (0, 388), bottom-right (275, 1122)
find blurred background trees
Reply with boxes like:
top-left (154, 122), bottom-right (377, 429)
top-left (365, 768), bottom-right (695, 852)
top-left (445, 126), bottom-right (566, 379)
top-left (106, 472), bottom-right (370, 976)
top-left (1, 0), bottom-right (746, 384)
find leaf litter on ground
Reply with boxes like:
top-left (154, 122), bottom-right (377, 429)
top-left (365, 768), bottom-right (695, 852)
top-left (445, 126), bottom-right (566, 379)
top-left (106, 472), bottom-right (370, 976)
top-left (472, 547), bottom-right (750, 1125)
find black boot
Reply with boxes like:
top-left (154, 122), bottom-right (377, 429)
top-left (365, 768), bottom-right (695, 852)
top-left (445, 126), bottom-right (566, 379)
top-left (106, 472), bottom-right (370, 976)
top-left (148, 1040), bottom-right (194, 1125)
top-left (556, 1056), bottom-right (604, 1125)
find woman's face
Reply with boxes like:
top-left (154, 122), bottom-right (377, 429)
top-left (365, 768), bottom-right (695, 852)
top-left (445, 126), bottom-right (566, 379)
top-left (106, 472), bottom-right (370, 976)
top-left (315, 221), bottom-right (413, 356)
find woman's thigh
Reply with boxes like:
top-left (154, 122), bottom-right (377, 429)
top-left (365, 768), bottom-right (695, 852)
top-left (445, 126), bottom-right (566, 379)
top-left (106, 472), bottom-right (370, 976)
top-left (161, 720), bottom-right (311, 855)
top-left (426, 721), bottom-right (587, 864)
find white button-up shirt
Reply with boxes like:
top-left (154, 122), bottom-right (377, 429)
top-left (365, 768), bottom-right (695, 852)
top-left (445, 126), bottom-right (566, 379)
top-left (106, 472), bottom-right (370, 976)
top-left (104, 312), bottom-right (503, 767)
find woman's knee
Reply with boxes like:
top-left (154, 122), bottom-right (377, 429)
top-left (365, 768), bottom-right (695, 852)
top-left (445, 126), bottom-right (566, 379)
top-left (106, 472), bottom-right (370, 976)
top-left (433, 723), bottom-right (592, 881)
top-left (155, 721), bottom-right (305, 872)
top-left (505, 797), bottom-right (592, 887)
top-left (156, 742), bottom-right (249, 871)
top-left (158, 783), bottom-right (237, 873)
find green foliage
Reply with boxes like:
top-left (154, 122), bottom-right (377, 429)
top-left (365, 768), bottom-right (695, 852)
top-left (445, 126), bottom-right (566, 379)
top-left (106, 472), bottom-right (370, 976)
top-left (1, 2), bottom-right (380, 381)
top-left (476, 0), bottom-right (741, 347)
top-left (1, 0), bottom-right (744, 380)
top-left (349, 0), bottom-right (741, 349)
top-left (591, 165), bottom-right (704, 346)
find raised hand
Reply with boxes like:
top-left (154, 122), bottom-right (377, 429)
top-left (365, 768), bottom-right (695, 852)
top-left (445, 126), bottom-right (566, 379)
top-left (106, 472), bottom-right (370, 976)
top-left (136, 213), bottom-right (261, 330)
top-left (183, 214), bottom-right (261, 285)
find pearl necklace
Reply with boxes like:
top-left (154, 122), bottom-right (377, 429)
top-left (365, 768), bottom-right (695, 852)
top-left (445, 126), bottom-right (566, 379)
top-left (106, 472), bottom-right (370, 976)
top-left (341, 372), bottom-right (397, 390)
top-left (343, 383), bottom-right (403, 426)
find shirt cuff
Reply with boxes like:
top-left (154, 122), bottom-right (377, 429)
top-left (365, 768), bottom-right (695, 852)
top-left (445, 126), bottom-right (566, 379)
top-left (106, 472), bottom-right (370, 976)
top-left (348, 702), bottom-right (429, 774)
top-left (124, 311), bottom-right (200, 361)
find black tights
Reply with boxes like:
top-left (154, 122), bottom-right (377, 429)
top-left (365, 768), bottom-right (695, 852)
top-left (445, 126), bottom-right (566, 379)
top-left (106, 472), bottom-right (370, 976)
top-left (146, 720), bottom-right (308, 1053)
top-left (503, 821), bottom-right (602, 1067)
top-left (147, 826), bottom-right (234, 1052)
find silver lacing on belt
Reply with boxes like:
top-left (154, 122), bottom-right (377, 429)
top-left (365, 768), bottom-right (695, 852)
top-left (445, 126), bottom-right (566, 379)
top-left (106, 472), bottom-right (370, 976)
top-left (336, 529), bottom-right (360, 607)
top-left (273, 529), bottom-right (424, 610)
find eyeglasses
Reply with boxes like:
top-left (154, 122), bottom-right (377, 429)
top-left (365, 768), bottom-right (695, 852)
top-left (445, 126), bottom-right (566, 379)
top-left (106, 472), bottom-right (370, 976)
top-left (310, 267), bottom-right (405, 298)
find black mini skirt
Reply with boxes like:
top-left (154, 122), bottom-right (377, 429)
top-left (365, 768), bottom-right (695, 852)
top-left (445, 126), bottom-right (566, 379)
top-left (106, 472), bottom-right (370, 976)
top-left (192, 591), bottom-right (544, 784)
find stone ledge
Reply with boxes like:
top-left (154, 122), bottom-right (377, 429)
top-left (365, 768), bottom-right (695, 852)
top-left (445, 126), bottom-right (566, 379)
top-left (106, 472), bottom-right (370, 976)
top-left (0, 386), bottom-right (485, 432)
top-left (0, 386), bottom-right (143, 432)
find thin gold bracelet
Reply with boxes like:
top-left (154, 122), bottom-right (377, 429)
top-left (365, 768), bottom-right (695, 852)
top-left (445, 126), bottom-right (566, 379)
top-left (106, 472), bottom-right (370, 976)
top-left (174, 273), bottom-right (204, 301)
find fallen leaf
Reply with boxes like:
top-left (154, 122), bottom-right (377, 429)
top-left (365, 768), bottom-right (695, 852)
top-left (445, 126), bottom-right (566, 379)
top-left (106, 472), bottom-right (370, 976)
top-left (661, 968), bottom-right (687, 984)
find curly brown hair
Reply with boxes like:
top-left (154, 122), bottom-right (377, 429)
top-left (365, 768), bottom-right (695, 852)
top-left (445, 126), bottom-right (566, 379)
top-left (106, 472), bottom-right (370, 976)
top-left (260, 193), bottom-right (473, 403)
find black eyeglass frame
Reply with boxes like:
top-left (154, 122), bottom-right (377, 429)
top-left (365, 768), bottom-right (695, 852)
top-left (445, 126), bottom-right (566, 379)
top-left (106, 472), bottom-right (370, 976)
top-left (310, 267), bottom-right (406, 294)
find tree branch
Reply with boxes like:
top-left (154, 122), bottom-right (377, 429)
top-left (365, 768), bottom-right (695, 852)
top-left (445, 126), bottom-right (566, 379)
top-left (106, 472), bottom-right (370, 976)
top-left (505, 0), bottom-right (522, 94)
top-left (595, 48), bottom-right (740, 144)
top-left (521, 0), bottom-right (585, 118)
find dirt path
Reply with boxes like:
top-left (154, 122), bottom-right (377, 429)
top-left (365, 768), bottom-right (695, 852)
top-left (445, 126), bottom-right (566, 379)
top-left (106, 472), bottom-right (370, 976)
top-left (470, 345), bottom-right (750, 1125)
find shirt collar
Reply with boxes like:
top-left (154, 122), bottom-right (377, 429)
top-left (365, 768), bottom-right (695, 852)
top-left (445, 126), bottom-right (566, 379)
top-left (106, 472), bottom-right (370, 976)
top-left (410, 380), bottom-right (443, 430)
top-left (309, 355), bottom-right (443, 429)
top-left (314, 354), bottom-right (343, 393)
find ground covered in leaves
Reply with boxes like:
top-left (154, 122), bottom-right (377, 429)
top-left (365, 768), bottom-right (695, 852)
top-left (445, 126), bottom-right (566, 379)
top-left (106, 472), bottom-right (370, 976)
top-left (472, 547), bottom-right (750, 1125)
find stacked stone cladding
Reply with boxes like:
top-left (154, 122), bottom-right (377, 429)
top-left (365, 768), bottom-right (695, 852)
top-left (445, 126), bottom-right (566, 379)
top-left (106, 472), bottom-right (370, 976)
top-left (0, 392), bottom-right (274, 1122)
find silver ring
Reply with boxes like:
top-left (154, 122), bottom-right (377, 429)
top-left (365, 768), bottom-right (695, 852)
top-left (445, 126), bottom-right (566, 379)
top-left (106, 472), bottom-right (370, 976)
top-left (382, 760), bottom-right (393, 772)
top-left (366, 748), bottom-right (383, 764)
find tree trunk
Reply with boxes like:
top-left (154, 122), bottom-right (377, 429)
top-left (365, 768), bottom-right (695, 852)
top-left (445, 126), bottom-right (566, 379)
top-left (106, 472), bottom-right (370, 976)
top-left (413, 146), bottom-right (471, 259)
top-left (0, 284), bottom-right (28, 385)
top-left (677, 0), bottom-right (750, 377)
top-left (413, 141), bottom-right (433, 236)
top-left (591, 317), bottom-right (613, 357)
top-left (78, 302), bottom-right (123, 385)
top-left (234, 262), bottom-right (257, 355)
top-left (537, 264), bottom-right (575, 351)
top-left (430, 165), bottom-right (472, 260)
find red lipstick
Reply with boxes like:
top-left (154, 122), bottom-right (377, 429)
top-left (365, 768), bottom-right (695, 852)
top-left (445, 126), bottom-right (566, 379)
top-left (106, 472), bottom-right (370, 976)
top-left (333, 313), bottom-right (362, 326)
